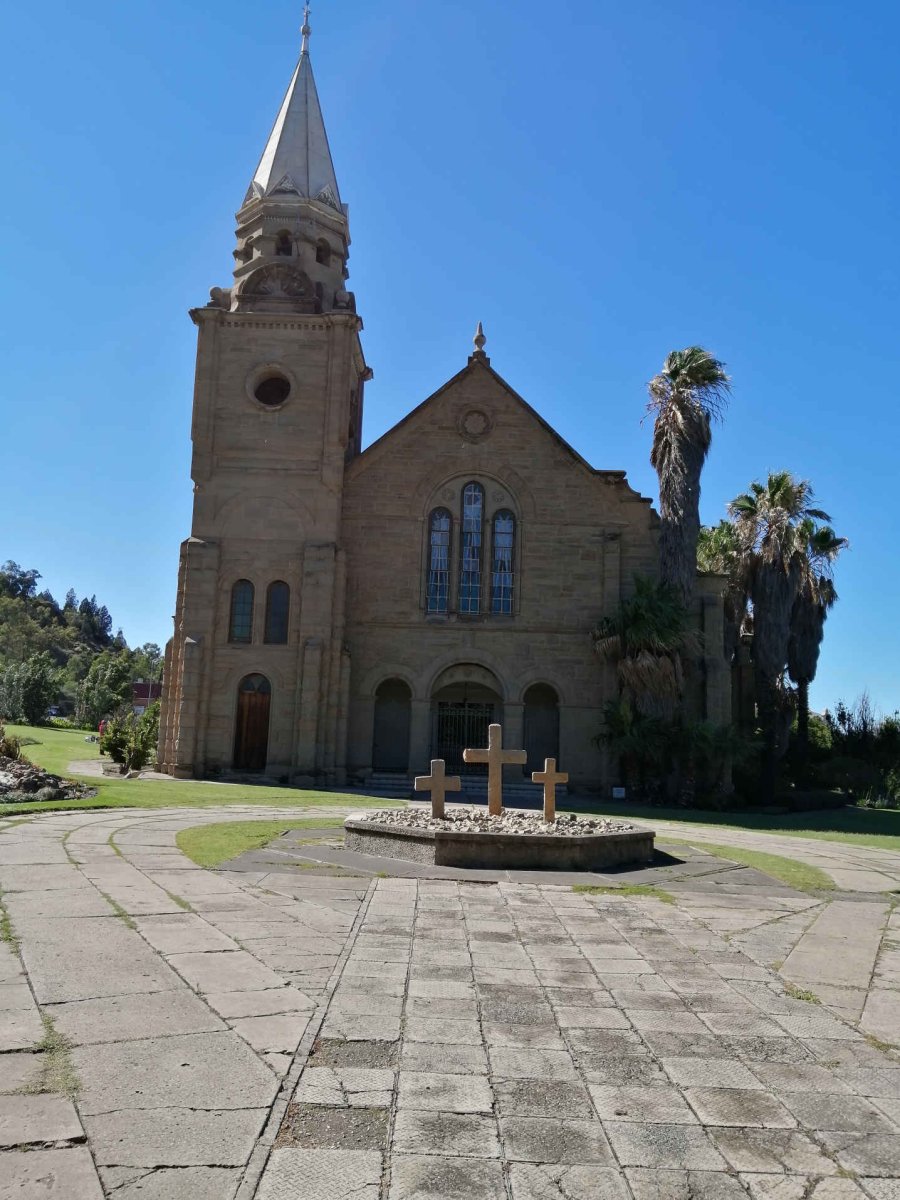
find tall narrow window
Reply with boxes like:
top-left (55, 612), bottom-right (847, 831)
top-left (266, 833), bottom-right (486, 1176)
top-left (264, 581), bottom-right (290, 644)
top-left (459, 482), bottom-right (484, 614)
top-left (426, 509), bottom-right (451, 614)
top-left (491, 511), bottom-right (515, 615)
top-left (275, 231), bottom-right (292, 256)
top-left (229, 580), bottom-right (254, 643)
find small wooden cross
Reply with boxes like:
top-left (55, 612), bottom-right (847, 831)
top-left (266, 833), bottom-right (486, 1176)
top-left (463, 723), bottom-right (527, 817)
top-left (532, 757), bottom-right (569, 824)
top-left (414, 758), bottom-right (461, 820)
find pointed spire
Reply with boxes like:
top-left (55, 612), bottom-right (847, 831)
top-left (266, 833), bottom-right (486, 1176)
top-left (473, 322), bottom-right (487, 353)
top-left (245, 7), bottom-right (342, 212)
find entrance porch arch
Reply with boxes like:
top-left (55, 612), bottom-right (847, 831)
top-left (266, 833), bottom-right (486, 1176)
top-left (430, 663), bottom-right (504, 775)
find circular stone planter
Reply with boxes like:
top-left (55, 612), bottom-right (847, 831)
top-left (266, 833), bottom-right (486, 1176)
top-left (343, 812), bottom-right (655, 871)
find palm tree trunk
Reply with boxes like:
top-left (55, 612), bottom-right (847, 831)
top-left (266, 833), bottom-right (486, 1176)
top-left (796, 679), bottom-right (810, 768)
top-left (756, 674), bottom-right (778, 805)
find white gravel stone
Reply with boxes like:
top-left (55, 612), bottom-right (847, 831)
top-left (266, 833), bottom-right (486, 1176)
top-left (352, 808), bottom-right (637, 837)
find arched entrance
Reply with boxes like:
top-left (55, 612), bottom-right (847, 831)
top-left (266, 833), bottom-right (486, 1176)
top-left (524, 683), bottom-right (560, 773)
top-left (233, 674), bottom-right (271, 771)
top-left (372, 679), bottom-right (412, 772)
top-left (431, 665), bottom-right (503, 774)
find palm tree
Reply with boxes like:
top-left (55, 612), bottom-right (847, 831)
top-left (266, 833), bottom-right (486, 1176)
top-left (593, 576), bottom-right (700, 721)
top-left (648, 348), bottom-right (731, 609)
top-left (728, 471), bottom-right (830, 801)
top-left (697, 519), bottom-right (748, 663)
top-left (788, 523), bottom-right (847, 762)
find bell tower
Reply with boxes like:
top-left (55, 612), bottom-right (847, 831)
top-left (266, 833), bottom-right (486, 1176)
top-left (159, 8), bottom-right (370, 782)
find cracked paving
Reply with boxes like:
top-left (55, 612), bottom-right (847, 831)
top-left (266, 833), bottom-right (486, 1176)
top-left (0, 804), bottom-right (897, 1198)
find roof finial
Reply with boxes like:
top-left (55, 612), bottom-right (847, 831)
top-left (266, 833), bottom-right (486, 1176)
top-left (301, 3), bottom-right (312, 54)
top-left (473, 321), bottom-right (487, 354)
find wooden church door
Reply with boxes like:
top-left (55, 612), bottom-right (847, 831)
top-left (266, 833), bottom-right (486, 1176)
top-left (233, 674), bottom-right (271, 770)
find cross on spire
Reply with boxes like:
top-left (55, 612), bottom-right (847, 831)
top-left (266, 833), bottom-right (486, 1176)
top-left (532, 758), bottom-right (569, 824)
top-left (415, 759), bottom-right (461, 820)
top-left (463, 724), bottom-right (527, 817)
top-left (301, 4), bottom-right (312, 54)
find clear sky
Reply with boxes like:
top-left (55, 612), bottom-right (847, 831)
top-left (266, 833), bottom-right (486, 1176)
top-left (3, 0), bottom-right (898, 716)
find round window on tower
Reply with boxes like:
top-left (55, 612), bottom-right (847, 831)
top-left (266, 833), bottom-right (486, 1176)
top-left (255, 375), bottom-right (291, 406)
top-left (246, 363), bottom-right (296, 410)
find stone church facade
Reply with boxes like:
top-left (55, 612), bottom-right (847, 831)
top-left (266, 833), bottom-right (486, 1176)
top-left (158, 18), bottom-right (729, 791)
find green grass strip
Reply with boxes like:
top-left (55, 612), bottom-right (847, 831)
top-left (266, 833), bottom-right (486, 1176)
top-left (176, 817), bottom-right (346, 869)
top-left (661, 838), bottom-right (834, 893)
top-left (573, 883), bottom-right (675, 904)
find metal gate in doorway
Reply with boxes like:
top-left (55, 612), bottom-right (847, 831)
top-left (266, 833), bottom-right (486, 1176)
top-left (434, 702), bottom-right (494, 774)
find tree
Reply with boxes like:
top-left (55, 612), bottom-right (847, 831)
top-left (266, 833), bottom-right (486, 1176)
top-left (729, 471), bottom-right (831, 802)
top-left (0, 653), bottom-right (60, 724)
top-left (75, 651), bottom-right (134, 728)
top-left (697, 520), bottom-right (748, 663)
top-left (647, 348), bottom-right (731, 609)
top-left (787, 524), bottom-right (848, 763)
top-left (133, 643), bottom-right (163, 681)
top-left (592, 576), bottom-right (699, 720)
top-left (0, 562), bottom-right (41, 602)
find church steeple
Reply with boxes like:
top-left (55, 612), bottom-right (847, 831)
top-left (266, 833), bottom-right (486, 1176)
top-left (218, 6), bottom-right (355, 317)
top-left (244, 5), bottom-right (343, 212)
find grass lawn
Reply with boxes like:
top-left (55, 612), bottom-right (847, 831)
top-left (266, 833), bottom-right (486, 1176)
top-left (571, 798), bottom-right (900, 853)
top-left (1, 724), bottom-right (396, 816)
top-left (175, 818), bottom-right (347, 868)
top-left (658, 838), bottom-right (834, 893)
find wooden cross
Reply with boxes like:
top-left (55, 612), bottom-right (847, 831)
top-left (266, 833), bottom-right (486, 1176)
top-left (463, 723), bottom-right (527, 817)
top-left (532, 757), bottom-right (569, 824)
top-left (414, 759), bottom-right (461, 820)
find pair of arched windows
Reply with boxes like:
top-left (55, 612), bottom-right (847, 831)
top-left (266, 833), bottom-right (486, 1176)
top-left (229, 581), bottom-right (290, 644)
top-left (427, 483), bottom-right (516, 616)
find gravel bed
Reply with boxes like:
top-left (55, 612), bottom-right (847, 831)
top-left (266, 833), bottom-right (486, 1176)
top-left (352, 807), bottom-right (638, 837)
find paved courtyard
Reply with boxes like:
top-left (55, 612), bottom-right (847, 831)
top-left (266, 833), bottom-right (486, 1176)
top-left (0, 805), bottom-right (897, 1198)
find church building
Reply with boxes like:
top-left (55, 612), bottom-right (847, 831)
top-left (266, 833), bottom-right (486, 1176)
top-left (158, 14), bottom-right (730, 791)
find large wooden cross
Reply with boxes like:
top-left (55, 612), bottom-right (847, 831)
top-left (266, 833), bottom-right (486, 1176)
top-left (414, 758), bottom-right (461, 820)
top-left (532, 757), bottom-right (569, 824)
top-left (463, 723), bottom-right (527, 817)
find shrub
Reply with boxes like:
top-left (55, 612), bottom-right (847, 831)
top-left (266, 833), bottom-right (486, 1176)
top-left (812, 755), bottom-right (881, 794)
top-left (99, 704), bottom-right (159, 773)
top-left (0, 725), bottom-right (22, 760)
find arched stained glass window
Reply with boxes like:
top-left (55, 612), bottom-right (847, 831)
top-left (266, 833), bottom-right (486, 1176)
top-left (491, 511), bottom-right (515, 615)
top-left (459, 483), bottom-right (484, 614)
top-left (426, 509), bottom-right (451, 614)
top-left (264, 581), bottom-right (290, 644)
top-left (229, 580), bottom-right (254, 644)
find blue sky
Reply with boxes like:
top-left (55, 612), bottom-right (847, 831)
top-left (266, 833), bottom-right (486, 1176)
top-left (3, 0), bottom-right (898, 716)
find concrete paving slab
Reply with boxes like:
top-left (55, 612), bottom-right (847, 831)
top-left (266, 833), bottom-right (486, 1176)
top-left (0, 1093), bottom-right (83, 1146)
top-left (387, 1154), bottom-right (506, 1199)
top-left (134, 915), bottom-right (241, 954)
top-left (73, 1032), bottom-right (277, 1114)
top-left (229, 1012), bottom-right (310, 1053)
top-left (165, 950), bottom-right (285, 993)
top-left (257, 1148), bottom-right (382, 1199)
top-left (20, 917), bottom-right (180, 1003)
top-left (47, 989), bottom-right (226, 1045)
top-left (0, 1005), bottom-right (43, 1051)
top-left (97, 1166), bottom-right (242, 1199)
top-left (626, 1168), bottom-right (748, 1199)
top-left (603, 1122), bottom-right (725, 1169)
top-left (84, 1106), bottom-right (267, 1167)
top-left (0, 1148), bottom-right (104, 1198)
top-left (391, 1109), bottom-right (500, 1158)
